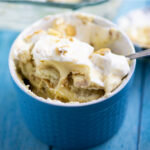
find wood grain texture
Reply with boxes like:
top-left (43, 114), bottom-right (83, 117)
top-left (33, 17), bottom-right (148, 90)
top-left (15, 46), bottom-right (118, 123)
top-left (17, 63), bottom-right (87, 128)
top-left (0, 31), bottom-right (48, 150)
top-left (139, 62), bottom-right (150, 150)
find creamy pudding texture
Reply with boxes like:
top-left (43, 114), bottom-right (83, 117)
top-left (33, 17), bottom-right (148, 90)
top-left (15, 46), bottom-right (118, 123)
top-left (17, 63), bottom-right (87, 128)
top-left (13, 14), bottom-right (130, 103)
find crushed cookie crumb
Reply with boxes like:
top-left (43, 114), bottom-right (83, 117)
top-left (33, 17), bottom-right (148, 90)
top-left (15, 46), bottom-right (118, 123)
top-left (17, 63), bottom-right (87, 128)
top-left (109, 28), bottom-right (120, 40)
top-left (55, 47), bottom-right (67, 55)
top-left (40, 60), bottom-right (45, 63)
top-left (95, 48), bottom-right (111, 56)
top-left (77, 14), bottom-right (94, 24)
top-left (69, 37), bottom-right (74, 42)
top-left (90, 42), bottom-right (94, 47)
top-left (65, 25), bottom-right (76, 36)
top-left (24, 30), bottom-right (43, 42)
top-left (48, 28), bottom-right (62, 37)
top-left (60, 45), bottom-right (69, 48)
top-left (63, 50), bottom-right (67, 55)
top-left (52, 18), bottom-right (65, 31)
top-left (89, 55), bottom-right (92, 59)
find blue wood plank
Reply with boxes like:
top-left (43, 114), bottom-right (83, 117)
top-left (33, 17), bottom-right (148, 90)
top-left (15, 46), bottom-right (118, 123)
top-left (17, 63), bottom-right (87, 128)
top-left (0, 31), bottom-right (48, 150)
top-left (139, 62), bottom-right (150, 150)
top-left (52, 62), bottom-right (143, 150)
top-left (0, 1), bottom-right (147, 149)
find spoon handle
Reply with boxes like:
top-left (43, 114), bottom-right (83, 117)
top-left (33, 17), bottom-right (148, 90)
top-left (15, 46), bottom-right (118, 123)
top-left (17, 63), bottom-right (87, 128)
top-left (127, 49), bottom-right (150, 59)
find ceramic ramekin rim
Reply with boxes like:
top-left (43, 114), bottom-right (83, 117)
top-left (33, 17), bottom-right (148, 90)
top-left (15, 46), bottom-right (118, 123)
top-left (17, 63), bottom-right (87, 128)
top-left (9, 12), bottom-right (136, 108)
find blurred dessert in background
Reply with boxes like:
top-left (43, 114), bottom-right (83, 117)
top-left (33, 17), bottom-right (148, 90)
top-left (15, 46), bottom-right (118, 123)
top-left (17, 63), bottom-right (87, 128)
top-left (12, 14), bottom-right (130, 103)
top-left (48, 0), bottom-right (80, 3)
top-left (0, 0), bottom-right (122, 30)
top-left (118, 8), bottom-right (150, 48)
top-left (34, 0), bottom-right (80, 3)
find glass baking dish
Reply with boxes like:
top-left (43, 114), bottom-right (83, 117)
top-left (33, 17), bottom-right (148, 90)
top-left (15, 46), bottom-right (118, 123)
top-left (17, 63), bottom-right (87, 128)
top-left (0, 0), bottom-right (122, 30)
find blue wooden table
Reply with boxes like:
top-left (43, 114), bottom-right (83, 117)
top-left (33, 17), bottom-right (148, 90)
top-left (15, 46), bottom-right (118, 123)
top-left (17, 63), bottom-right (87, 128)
top-left (0, 0), bottom-right (150, 150)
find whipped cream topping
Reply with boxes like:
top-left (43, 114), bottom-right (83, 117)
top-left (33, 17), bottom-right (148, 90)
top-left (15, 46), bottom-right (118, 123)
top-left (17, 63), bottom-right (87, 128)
top-left (32, 35), bottom-right (94, 65)
top-left (14, 29), bottom-right (130, 94)
top-left (91, 50), bottom-right (130, 76)
top-left (91, 49), bottom-right (130, 93)
top-left (32, 33), bottom-right (105, 87)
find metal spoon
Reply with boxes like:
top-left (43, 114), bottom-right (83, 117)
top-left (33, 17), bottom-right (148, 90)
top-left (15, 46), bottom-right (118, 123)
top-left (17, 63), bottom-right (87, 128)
top-left (127, 49), bottom-right (150, 59)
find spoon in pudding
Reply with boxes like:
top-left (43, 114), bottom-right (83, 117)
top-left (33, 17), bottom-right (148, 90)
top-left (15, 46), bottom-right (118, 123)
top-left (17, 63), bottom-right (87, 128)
top-left (127, 49), bottom-right (150, 59)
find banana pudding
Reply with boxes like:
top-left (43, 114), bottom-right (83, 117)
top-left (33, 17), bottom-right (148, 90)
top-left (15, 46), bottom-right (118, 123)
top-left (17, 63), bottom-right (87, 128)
top-left (118, 9), bottom-right (150, 48)
top-left (12, 14), bottom-right (130, 103)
